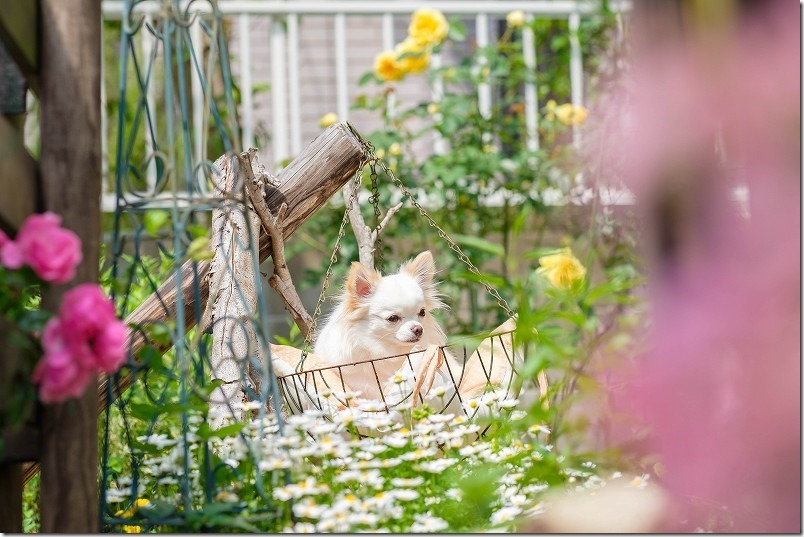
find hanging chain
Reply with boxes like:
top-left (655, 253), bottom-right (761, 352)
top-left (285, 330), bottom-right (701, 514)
top-left (368, 160), bottom-right (385, 274)
top-left (372, 154), bottom-right (516, 319)
top-left (297, 143), bottom-right (517, 370)
top-left (297, 158), bottom-right (368, 371)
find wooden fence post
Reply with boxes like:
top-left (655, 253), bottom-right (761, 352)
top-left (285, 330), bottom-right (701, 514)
top-left (38, 0), bottom-right (101, 532)
top-left (0, 33), bottom-right (34, 536)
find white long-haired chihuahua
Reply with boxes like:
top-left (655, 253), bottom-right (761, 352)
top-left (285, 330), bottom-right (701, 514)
top-left (313, 251), bottom-right (455, 402)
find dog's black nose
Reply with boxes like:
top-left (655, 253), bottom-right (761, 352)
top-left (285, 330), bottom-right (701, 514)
top-left (411, 325), bottom-right (423, 337)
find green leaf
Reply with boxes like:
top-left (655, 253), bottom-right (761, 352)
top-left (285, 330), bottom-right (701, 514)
top-left (187, 236), bottom-right (214, 261)
top-left (128, 402), bottom-right (160, 421)
top-left (144, 210), bottom-right (170, 237)
top-left (251, 82), bottom-right (271, 95)
top-left (448, 19), bottom-right (467, 41)
top-left (197, 422), bottom-right (245, 440)
top-left (187, 224), bottom-right (208, 239)
top-left (452, 234), bottom-right (505, 258)
top-left (144, 323), bottom-right (173, 347)
top-left (139, 499), bottom-right (177, 520)
top-left (452, 270), bottom-right (506, 289)
top-left (358, 71), bottom-right (377, 86)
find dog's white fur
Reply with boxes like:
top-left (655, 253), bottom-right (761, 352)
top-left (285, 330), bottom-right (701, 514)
top-left (313, 251), bottom-right (452, 401)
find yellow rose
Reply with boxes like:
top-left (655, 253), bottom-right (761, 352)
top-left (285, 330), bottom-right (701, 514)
top-left (395, 37), bottom-right (430, 74)
top-left (506, 10), bottom-right (526, 28)
top-left (427, 103), bottom-right (440, 115)
top-left (374, 50), bottom-right (405, 82)
top-left (408, 8), bottom-right (449, 47)
top-left (319, 112), bottom-right (338, 128)
top-left (536, 247), bottom-right (587, 289)
top-left (554, 103), bottom-right (589, 126)
top-left (388, 142), bottom-right (402, 156)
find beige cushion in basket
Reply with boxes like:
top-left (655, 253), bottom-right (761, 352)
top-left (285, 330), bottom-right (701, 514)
top-left (456, 317), bottom-right (522, 401)
top-left (270, 344), bottom-right (353, 413)
top-left (270, 316), bottom-right (523, 415)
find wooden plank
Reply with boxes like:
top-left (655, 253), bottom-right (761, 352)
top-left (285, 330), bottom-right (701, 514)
top-left (0, 0), bottom-right (40, 95)
top-left (38, 0), bottom-right (101, 532)
top-left (0, 114), bottom-right (39, 234)
top-left (0, 16), bottom-right (38, 535)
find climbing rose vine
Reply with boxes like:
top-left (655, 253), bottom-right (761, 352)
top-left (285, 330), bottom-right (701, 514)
top-left (0, 212), bottom-right (126, 404)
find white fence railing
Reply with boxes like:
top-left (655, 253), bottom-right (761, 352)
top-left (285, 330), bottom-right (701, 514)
top-left (99, 0), bottom-right (632, 211)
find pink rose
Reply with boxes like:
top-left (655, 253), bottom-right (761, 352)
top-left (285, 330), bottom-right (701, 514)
top-left (0, 236), bottom-right (23, 270)
top-left (33, 320), bottom-right (94, 403)
top-left (33, 285), bottom-right (128, 403)
top-left (93, 322), bottom-right (127, 374)
top-left (59, 284), bottom-right (118, 347)
top-left (43, 311), bottom-right (96, 370)
top-left (14, 212), bottom-right (82, 284)
top-left (59, 284), bottom-right (127, 373)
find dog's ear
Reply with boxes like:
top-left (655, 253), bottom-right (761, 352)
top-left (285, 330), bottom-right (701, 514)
top-left (346, 262), bottom-right (379, 299)
top-left (402, 251), bottom-right (436, 288)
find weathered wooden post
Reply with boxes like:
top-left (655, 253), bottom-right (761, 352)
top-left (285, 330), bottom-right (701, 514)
top-left (38, 0), bottom-right (102, 531)
top-left (0, 39), bottom-right (33, 535)
top-left (0, 1), bottom-right (39, 531)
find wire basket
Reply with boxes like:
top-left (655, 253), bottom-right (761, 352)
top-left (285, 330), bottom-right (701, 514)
top-left (274, 318), bottom-right (529, 423)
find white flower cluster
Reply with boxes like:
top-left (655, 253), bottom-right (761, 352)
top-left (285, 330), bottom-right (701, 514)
top-left (105, 400), bottom-right (645, 532)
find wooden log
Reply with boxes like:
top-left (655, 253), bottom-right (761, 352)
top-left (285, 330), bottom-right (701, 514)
top-left (38, 0), bottom-right (101, 531)
top-left (19, 124), bottom-right (369, 486)
top-left (100, 123), bottom-right (370, 405)
top-left (206, 151), bottom-right (266, 424)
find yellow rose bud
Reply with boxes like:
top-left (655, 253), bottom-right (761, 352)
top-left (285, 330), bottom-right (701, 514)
top-left (395, 37), bottom-right (430, 74)
top-left (408, 8), bottom-right (449, 47)
top-left (388, 142), bottom-right (402, 156)
top-left (375, 148), bottom-right (386, 160)
top-left (319, 112), bottom-right (338, 128)
top-left (427, 103), bottom-right (440, 115)
top-left (554, 103), bottom-right (589, 126)
top-left (536, 247), bottom-right (587, 289)
top-left (374, 50), bottom-right (405, 82)
top-left (506, 10), bottom-right (526, 28)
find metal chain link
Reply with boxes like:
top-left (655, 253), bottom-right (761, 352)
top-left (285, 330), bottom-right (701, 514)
top-left (368, 160), bottom-right (385, 274)
top-left (372, 154), bottom-right (516, 319)
top-left (298, 145), bottom-right (517, 370)
top-left (297, 158), bottom-right (368, 370)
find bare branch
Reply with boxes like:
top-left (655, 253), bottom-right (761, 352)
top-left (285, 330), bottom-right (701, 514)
top-left (343, 181), bottom-right (375, 267)
top-left (242, 153), bottom-right (313, 339)
top-left (370, 202), bottom-right (404, 244)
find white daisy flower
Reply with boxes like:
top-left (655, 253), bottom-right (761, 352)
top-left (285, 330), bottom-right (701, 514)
top-left (390, 477), bottom-right (424, 488)
top-left (410, 514), bottom-right (449, 533)
top-left (490, 506), bottom-right (522, 525)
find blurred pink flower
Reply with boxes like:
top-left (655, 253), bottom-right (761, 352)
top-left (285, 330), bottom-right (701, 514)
top-left (59, 284), bottom-right (118, 346)
top-left (33, 320), bottom-right (94, 404)
top-left (93, 322), bottom-right (128, 374)
top-left (13, 212), bottom-right (82, 283)
top-left (603, 2), bottom-right (800, 532)
top-left (34, 284), bottom-right (127, 403)
top-left (0, 230), bottom-right (23, 270)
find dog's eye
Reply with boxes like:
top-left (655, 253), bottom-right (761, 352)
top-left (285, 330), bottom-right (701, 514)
top-left (387, 315), bottom-right (401, 323)
top-left (418, 309), bottom-right (426, 317)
